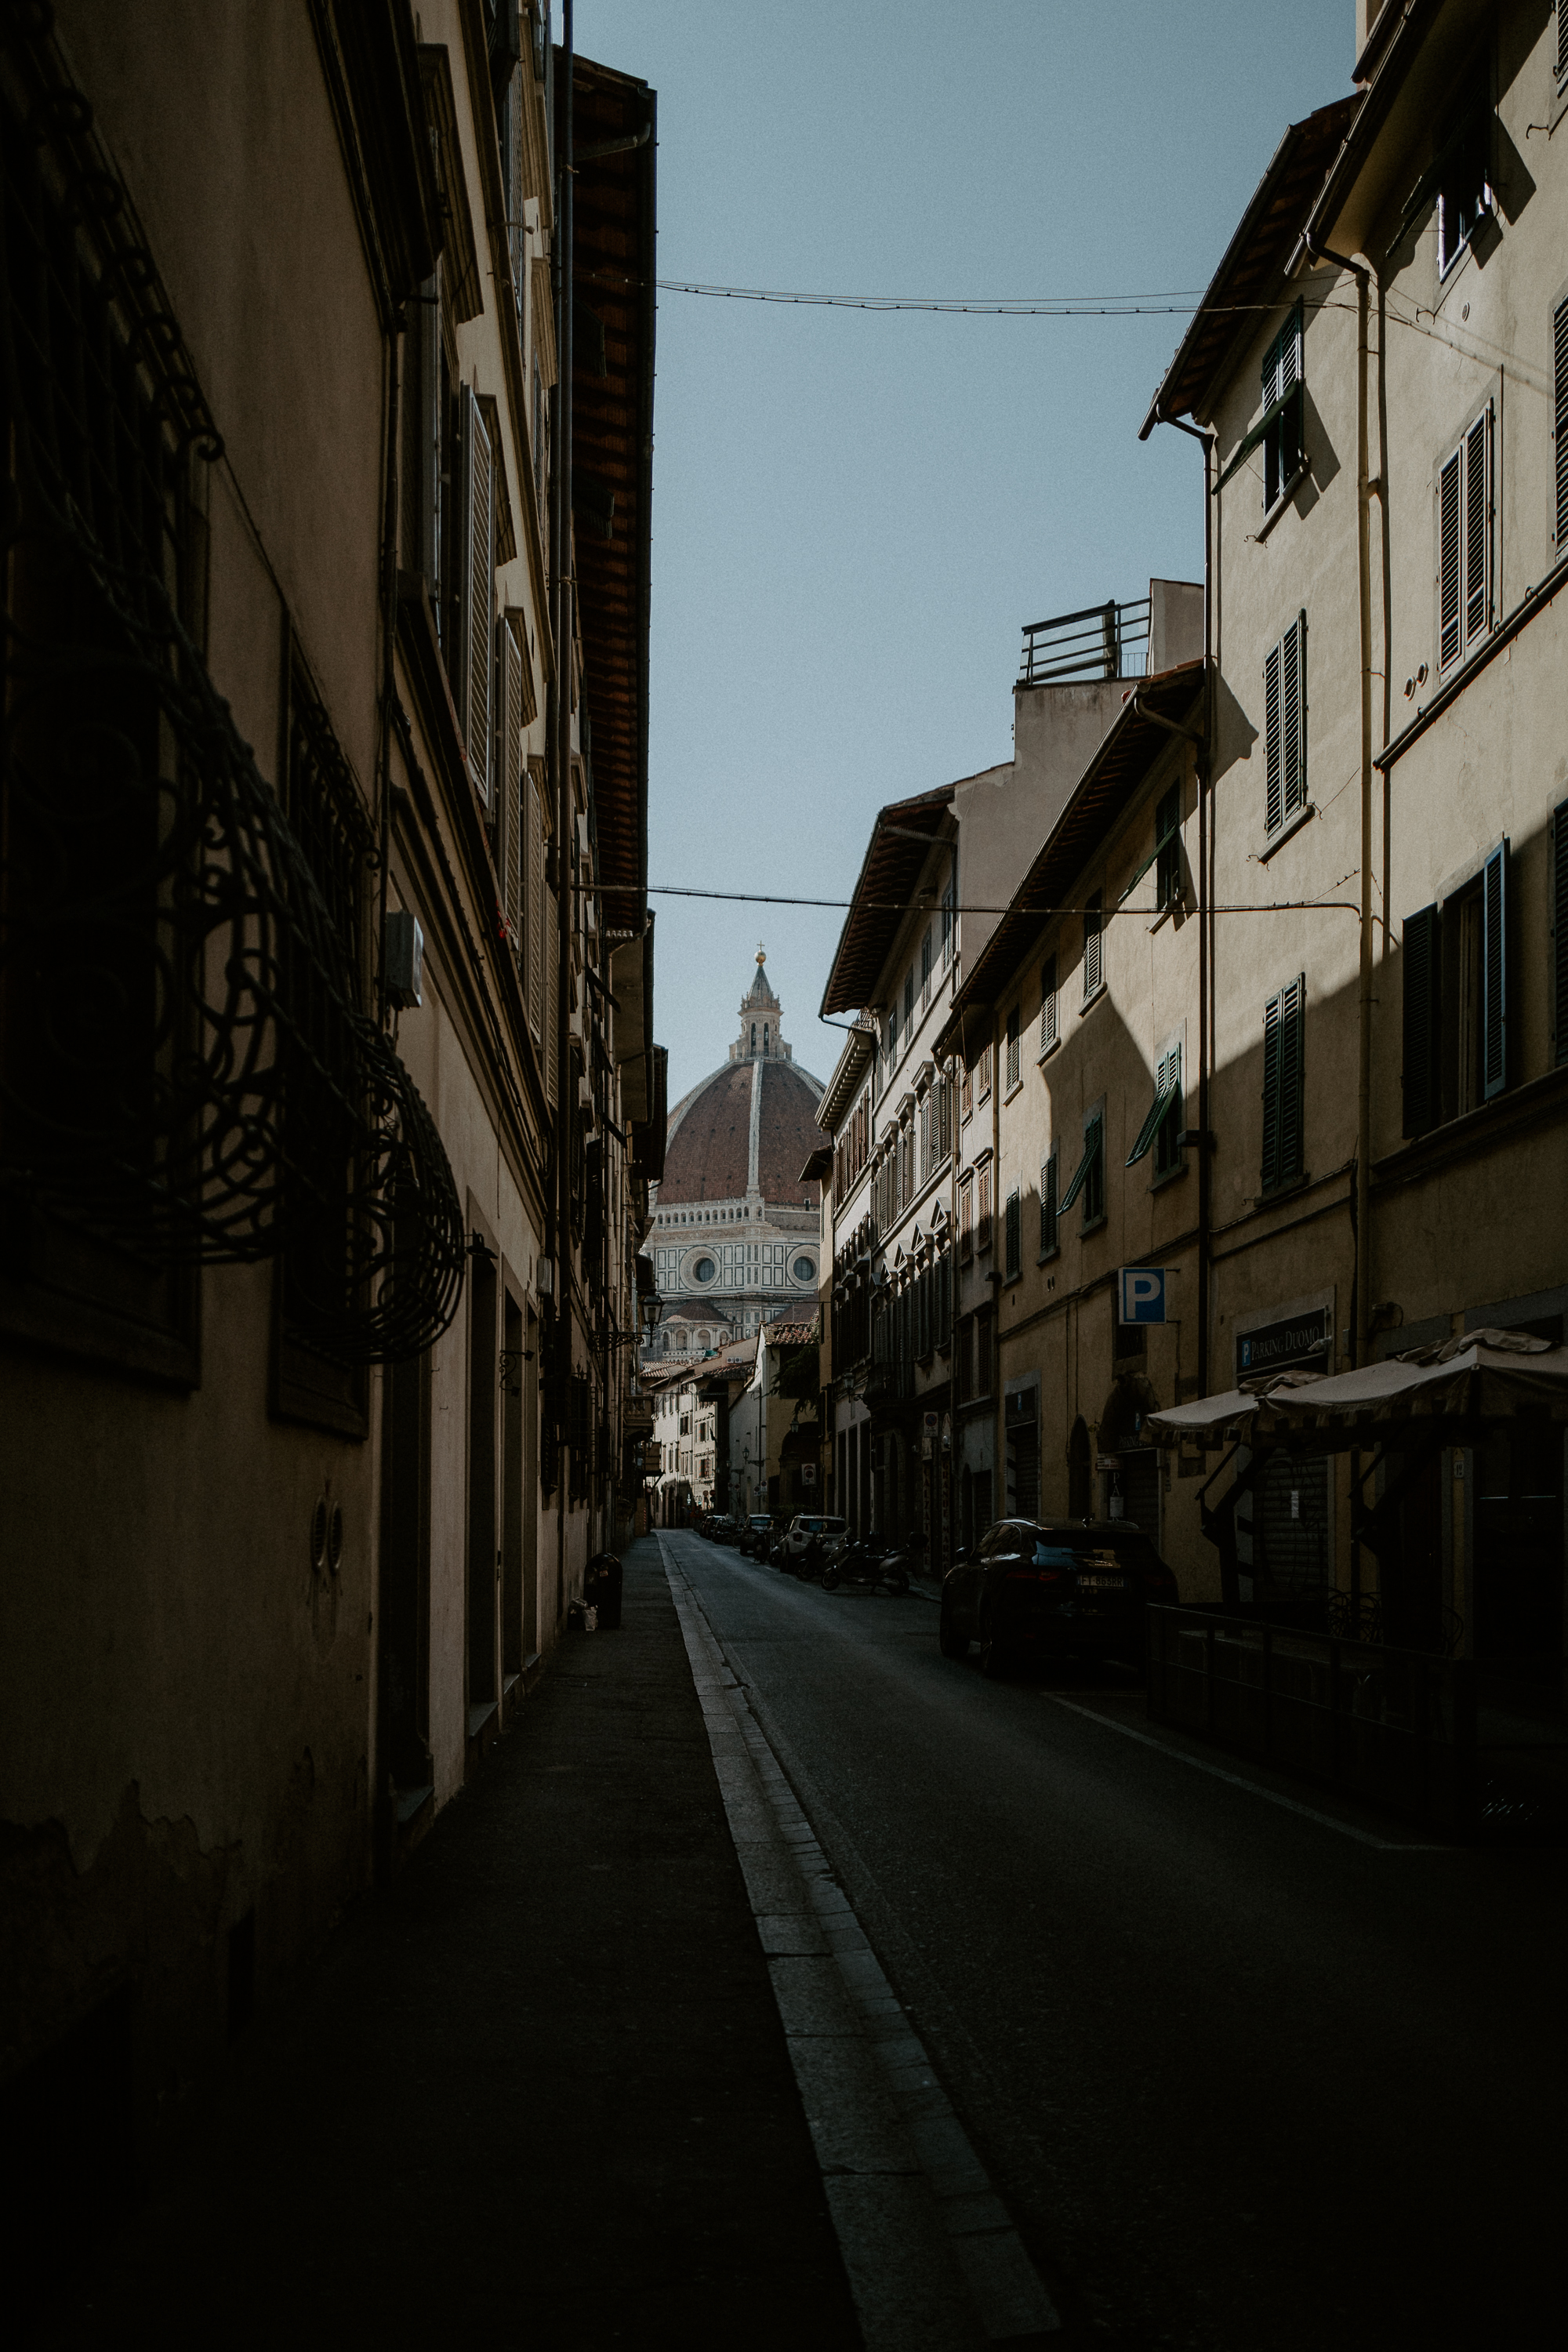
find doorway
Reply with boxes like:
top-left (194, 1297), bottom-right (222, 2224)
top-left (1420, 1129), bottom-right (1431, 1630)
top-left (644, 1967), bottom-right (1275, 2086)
top-left (466, 1242), bottom-right (498, 1733)
top-left (380, 1343), bottom-right (431, 1798)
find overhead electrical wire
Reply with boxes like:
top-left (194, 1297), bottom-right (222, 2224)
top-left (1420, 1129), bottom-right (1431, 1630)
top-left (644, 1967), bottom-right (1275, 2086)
top-left (653, 278), bottom-right (1207, 316)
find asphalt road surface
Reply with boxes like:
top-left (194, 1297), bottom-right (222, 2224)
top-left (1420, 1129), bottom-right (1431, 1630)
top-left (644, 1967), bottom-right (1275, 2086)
top-left (666, 1530), bottom-right (1567, 2350)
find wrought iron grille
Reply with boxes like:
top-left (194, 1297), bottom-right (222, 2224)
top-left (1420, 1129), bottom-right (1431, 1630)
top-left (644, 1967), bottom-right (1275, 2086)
top-left (0, 21), bottom-right (463, 1362)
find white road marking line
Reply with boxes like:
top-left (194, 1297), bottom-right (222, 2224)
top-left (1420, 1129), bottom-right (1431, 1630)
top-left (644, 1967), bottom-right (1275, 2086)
top-left (659, 1534), bottom-right (1061, 2347)
top-left (1040, 1693), bottom-right (1453, 1850)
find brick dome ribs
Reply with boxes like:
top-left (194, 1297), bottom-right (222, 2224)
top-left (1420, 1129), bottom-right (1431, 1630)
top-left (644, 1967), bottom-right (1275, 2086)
top-left (757, 1062), bottom-right (827, 1204)
top-left (661, 1063), bottom-right (753, 1201)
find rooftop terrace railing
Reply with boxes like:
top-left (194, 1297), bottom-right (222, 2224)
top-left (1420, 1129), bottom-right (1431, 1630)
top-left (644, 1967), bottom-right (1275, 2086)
top-left (1018, 596), bottom-right (1150, 687)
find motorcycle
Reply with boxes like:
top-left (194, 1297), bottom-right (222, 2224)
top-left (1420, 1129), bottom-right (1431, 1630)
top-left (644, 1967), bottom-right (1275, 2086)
top-left (820, 1540), bottom-right (909, 1598)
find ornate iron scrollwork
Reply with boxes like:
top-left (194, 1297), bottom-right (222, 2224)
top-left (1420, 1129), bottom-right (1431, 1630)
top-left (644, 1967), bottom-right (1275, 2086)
top-left (0, 19), bottom-right (463, 1362)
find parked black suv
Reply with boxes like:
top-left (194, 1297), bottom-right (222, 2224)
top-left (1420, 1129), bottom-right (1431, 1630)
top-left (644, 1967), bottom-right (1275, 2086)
top-left (940, 1517), bottom-right (1178, 1675)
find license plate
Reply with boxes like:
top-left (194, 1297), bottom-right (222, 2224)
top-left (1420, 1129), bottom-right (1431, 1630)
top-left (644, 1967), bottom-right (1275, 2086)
top-left (1077, 1573), bottom-right (1127, 1592)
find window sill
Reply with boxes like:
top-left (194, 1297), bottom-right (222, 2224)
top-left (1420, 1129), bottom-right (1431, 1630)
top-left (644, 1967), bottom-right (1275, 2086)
top-left (1080, 982), bottom-right (1109, 1018)
top-left (1149, 1158), bottom-right (1189, 1193)
top-left (1036, 1247), bottom-right (1060, 1266)
top-left (1036, 1034), bottom-right (1061, 1066)
top-left (1080, 1213), bottom-right (1108, 1237)
top-left (1258, 462), bottom-right (1310, 543)
top-left (1003, 1077), bottom-right (1024, 1105)
top-left (1253, 1172), bottom-right (1310, 1207)
top-left (1259, 800), bottom-right (1315, 862)
top-left (1147, 895), bottom-right (1185, 935)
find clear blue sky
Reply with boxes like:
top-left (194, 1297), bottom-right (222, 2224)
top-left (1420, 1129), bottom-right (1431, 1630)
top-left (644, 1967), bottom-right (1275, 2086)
top-left (574, 1), bottom-right (1356, 1106)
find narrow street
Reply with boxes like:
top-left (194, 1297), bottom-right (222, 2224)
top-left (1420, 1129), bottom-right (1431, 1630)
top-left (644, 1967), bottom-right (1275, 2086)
top-left (662, 1531), bottom-right (1568, 2350)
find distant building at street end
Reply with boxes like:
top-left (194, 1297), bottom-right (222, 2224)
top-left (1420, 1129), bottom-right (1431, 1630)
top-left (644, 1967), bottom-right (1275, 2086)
top-left (645, 953), bottom-right (829, 1360)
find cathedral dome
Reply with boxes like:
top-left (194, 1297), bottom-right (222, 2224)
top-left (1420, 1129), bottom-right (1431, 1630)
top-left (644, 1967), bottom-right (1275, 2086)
top-left (661, 952), bottom-right (827, 1207)
top-left (648, 954), bottom-right (828, 1361)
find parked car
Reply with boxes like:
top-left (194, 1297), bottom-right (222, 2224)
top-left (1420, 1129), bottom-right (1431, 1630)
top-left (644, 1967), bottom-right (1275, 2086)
top-left (939, 1517), bottom-right (1178, 1676)
top-left (778, 1513), bottom-right (847, 1572)
top-left (710, 1514), bottom-right (739, 1544)
top-left (738, 1514), bottom-right (775, 1559)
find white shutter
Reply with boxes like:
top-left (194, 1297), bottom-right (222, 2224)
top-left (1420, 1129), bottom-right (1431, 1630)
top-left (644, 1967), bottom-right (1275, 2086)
top-left (459, 386), bottom-right (494, 802)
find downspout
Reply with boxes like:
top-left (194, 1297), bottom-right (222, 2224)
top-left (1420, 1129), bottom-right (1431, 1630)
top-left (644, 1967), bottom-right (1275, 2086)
top-left (1306, 232), bottom-right (1373, 1612)
top-left (1145, 414), bottom-right (1215, 1402)
top-left (553, 0), bottom-right (575, 1628)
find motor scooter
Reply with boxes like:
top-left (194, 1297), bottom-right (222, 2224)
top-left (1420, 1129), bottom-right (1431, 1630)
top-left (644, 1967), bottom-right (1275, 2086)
top-left (820, 1539), bottom-right (909, 1598)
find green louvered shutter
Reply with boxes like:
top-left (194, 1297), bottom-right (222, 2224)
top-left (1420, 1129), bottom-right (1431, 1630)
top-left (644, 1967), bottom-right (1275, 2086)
top-left (1439, 445), bottom-right (1463, 671)
top-left (1279, 976), bottom-right (1305, 1181)
top-left (1401, 906), bottom-right (1441, 1137)
top-left (1482, 840), bottom-right (1508, 1100)
top-left (1283, 614), bottom-right (1306, 818)
top-left (1264, 639), bottom-right (1283, 833)
top-left (1040, 1150), bottom-right (1058, 1255)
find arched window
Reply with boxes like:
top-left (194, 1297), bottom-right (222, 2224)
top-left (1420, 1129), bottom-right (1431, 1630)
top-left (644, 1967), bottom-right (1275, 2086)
top-left (764, 1023), bottom-right (770, 1053)
top-left (750, 1023), bottom-right (757, 1051)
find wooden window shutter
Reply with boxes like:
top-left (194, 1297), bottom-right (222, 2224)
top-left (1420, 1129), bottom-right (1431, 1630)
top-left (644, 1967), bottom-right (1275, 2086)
top-left (1279, 975), bottom-right (1305, 1181)
top-left (1040, 1150), bottom-right (1058, 1255)
top-left (1040, 953), bottom-right (1057, 1050)
top-left (1559, 0), bottom-right (1568, 85)
top-left (1482, 839), bottom-right (1508, 1100)
top-left (528, 770), bottom-right (545, 1036)
top-left (1283, 613), bottom-right (1305, 818)
top-left (546, 887), bottom-right (559, 1106)
top-left (1401, 906), bottom-right (1441, 1137)
top-left (1261, 980), bottom-right (1304, 1189)
top-left (1083, 894), bottom-right (1102, 998)
top-left (1553, 802), bottom-right (1568, 1067)
top-left (1438, 445), bottom-right (1463, 670)
top-left (1553, 295), bottom-right (1568, 550)
top-left (497, 618), bottom-right (524, 956)
top-left (1004, 1189), bottom-right (1020, 1280)
top-left (1264, 639), bottom-right (1283, 833)
top-left (459, 386), bottom-right (494, 801)
top-left (1464, 408), bottom-right (1491, 650)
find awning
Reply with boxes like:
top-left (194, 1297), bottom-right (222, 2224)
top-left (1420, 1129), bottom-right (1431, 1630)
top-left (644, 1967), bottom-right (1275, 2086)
top-left (1146, 1331), bottom-right (1568, 1453)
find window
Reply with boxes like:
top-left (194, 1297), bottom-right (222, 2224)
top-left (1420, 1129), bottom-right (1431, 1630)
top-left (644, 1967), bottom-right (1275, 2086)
top-left (1261, 976), bottom-right (1306, 1192)
top-left (976, 1164), bottom-right (993, 1252)
top-left (887, 1001), bottom-right (899, 1067)
top-left (1555, 293), bottom-right (1568, 552)
top-left (961, 1058), bottom-right (973, 1120)
top-left (904, 967), bottom-right (915, 1028)
top-left (1040, 1150), bottom-right (1058, 1258)
top-left (1059, 1110), bottom-right (1104, 1229)
top-left (959, 1173), bottom-right (974, 1261)
top-left (978, 1044), bottom-right (993, 1099)
top-left (1083, 892), bottom-right (1103, 1000)
top-left (1004, 1189), bottom-right (1021, 1280)
top-left (1263, 615), bottom-right (1307, 837)
top-left (793, 1254), bottom-right (815, 1283)
top-left (1436, 108), bottom-right (1490, 278)
top-left (1156, 782), bottom-right (1182, 909)
top-left (1127, 1044), bottom-right (1182, 1176)
top-left (974, 1303), bottom-right (993, 1397)
top-left (1040, 955), bottom-right (1058, 1053)
top-left (940, 879), bottom-right (955, 967)
top-left (921, 926), bottom-right (933, 1003)
top-left (1261, 303), bottom-right (1304, 510)
top-left (1437, 405), bottom-right (1492, 673)
top-left (1004, 1004), bottom-right (1020, 1091)
top-left (1559, 0), bottom-right (1568, 89)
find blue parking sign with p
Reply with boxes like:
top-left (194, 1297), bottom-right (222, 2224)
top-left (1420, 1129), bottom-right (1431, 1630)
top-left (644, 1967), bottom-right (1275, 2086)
top-left (1119, 1267), bottom-right (1167, 1324)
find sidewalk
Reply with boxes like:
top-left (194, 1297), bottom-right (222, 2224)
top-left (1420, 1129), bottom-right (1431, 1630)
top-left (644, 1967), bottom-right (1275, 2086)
top-left (47, 1540), bottom-right (860, 2350)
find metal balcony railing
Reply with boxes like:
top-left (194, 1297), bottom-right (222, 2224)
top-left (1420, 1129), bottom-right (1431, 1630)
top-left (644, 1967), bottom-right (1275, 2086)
top-left (1018, 597), bottom-right (1151, 687)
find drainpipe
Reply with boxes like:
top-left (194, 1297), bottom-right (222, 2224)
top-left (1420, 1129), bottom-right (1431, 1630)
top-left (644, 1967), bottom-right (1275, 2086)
top-left (1306, 233), bottom-right (1374, 1616)
top-left (1305, 236), bottom-right (1374, 1381)
top-left (1144, 415), bottom-right (1215, 1402)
